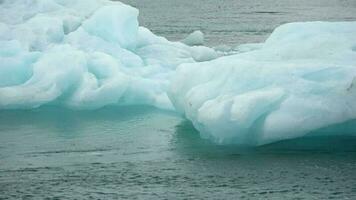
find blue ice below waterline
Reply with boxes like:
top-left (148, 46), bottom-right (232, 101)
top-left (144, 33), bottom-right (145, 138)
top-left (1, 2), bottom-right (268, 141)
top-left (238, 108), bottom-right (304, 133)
top-left (0, 0), bottom-right (356, 145)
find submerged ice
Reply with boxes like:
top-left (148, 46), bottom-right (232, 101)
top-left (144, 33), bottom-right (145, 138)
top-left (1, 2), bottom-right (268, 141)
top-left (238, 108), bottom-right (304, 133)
top-left (0, 0), bottom-right (356, 145)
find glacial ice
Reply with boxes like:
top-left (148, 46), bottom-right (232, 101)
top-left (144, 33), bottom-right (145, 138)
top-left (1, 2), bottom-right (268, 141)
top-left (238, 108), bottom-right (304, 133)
top-left (182, 30), bottom-right (204, 46)
top-left (169, 22), bottom-right (356, 145)
top-left (0, 0), bottom-right (355, 145)
top-left (0, 0), bottom-right (217, 110)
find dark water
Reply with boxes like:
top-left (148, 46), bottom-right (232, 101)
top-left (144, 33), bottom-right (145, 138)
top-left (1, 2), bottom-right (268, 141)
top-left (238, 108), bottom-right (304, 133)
top-left (1, 106), bottom-right (356, 199)
top-left (119, 0), bottom-right (356, 46)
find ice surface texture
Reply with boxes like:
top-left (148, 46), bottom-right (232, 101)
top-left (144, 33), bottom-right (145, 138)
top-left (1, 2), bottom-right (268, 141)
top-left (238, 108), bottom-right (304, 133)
top-left (169, 22), bottom-right (356, 145)
top-left (182, 30), bottom-right (204, 46)
top-left (0, 1), bottom-right (355, 145)
top-left (0, 0), bottom-right (217, 110)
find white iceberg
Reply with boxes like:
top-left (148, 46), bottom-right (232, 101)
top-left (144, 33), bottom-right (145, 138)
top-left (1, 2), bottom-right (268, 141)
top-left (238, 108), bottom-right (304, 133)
top-left (0, 0), bottom-right (355, 145)
top-left (0, 0), bottom-right (217, 110)
top-left (169, 22), bottom-right (356, 145)
top-left (182, 30), bottom-right (204, 46)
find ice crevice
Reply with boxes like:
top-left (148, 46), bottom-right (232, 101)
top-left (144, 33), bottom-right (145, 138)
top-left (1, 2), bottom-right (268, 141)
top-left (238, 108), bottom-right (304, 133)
top-left (0, 0), bottom-right (356, 145)
top-left (347, 77), bottom-right (356, 92)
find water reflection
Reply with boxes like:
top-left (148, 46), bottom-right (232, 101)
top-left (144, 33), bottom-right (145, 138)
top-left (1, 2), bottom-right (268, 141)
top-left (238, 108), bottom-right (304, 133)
top-left (172, 119), bottom-right (356, 156)
top-left (1, 106), bottom-right (356, 199)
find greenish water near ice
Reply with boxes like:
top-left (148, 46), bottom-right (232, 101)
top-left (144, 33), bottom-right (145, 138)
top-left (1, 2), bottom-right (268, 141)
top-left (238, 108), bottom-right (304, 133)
top-left (1, 106), bottom-right (356, 199)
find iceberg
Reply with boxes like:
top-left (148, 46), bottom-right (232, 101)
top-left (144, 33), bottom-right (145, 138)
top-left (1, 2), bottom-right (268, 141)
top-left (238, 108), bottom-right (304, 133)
top-left (0, 0), bottom-right (355, 145)
top-left (0, 0), bottom-right (217, 110)
top-left (169, 22), bottom-right (356, 145)
top-left (182, 30), bottom-right (204, 46)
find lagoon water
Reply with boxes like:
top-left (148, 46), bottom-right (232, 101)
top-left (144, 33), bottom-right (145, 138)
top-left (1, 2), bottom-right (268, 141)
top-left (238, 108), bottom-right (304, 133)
top-left (120, 0), bottom-right (356, 46)
top-left (1, 0), bottom-right (356, 199)
top-left (1, 106), bottom-right (356, 199)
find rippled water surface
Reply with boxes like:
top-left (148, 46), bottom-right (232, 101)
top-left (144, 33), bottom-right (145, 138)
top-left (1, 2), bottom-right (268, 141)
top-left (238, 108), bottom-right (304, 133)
top-left (1, 106), bottom-right (356, 199)
top-left (120, 0), bottom-right (356, 46)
